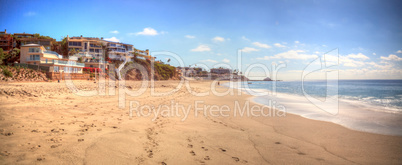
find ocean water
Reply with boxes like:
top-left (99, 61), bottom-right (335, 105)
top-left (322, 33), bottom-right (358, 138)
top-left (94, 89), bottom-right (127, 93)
top-left (225, 80), bottom-right (402, 136)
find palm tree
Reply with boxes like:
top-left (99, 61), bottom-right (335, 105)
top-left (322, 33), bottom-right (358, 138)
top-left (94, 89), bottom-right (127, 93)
top-left (60, 37), bottom-right (69, 58)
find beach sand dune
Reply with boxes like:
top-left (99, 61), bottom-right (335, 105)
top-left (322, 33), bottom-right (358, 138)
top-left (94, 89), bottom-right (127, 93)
top-left (0, 80), bottom-right (401, 164)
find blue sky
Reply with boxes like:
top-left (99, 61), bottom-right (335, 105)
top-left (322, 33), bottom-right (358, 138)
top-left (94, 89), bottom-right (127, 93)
top-left (1, 0), bottom-right (401, 80)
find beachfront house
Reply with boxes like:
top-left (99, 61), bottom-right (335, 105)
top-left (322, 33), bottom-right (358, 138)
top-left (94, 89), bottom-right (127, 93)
top-left (19, 38), bottom-right (54, 50)
top-left (0, 29), bottom-right (13, 51)
top-left (67, 35), bottom-right (109, 69)
top-left (133, 48), bottom-right (155, 61)
top-left (20, 44), bottom-right (84, 73)
top-left (106, 42), bottom-right (133, 61)
top-left (210, 68), bottom-right (232, 74)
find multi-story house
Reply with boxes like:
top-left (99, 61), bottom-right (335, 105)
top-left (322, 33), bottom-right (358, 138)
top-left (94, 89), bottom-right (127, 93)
top-left (20, 44), bottom-right (84, 73)
top-left (67, 35), bottom-right (109, 68)
top-left (19, 38), bottom-right (54, 50)
top-left (210, 68), bottom-right (232, 74)
top-left (67, 35), bottom-right (105, 57)
top-left (133, 48), bottom-right (154, 61)
top-left (13, 32), bottom-right (55, 50)
top-left (13, 32), bottom-right (34, 38)
top-left (106, 42), bottom-right (133, 60)
top-left (0, 29), bottom-right (13, 51)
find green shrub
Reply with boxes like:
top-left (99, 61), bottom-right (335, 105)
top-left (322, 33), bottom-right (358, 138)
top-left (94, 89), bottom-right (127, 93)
top-left (154, 62), bottom-right (176, 80)
top-left (3, 68), bottom-right (13, 77)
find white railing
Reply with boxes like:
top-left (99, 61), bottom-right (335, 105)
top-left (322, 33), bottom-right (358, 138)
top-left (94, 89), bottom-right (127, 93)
top-left (26, 57), bottom-right (41, 61)
top-left (39, 59), bottom-right (85, 67)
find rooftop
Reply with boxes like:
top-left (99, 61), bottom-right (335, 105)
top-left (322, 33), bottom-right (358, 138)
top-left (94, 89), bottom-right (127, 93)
top-left (21, 44), bottom-right (42, 47)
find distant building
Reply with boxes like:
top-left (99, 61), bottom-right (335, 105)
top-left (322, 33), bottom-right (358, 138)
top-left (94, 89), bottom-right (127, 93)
top-left (67, 35), bottom-right (106, 59)
top-left (133, 48), bottom-right (154, 61)
top-left (0, 29), bottom-right (13, 51)
top-left (13, 32), bottom-right (55, 50)
top-left (19, 38), bottom-right (54, 50)
top-left (0, 29), bottom-right (7, 35)
top-left (13, 32), bottom-right (34, 38)
top-left (210, 68), bottom-right (231, 74)
top-left (177, 67), bottom-right (203, 77)
top-left (106, 41), bottom-right (132, 60)
top-left (20, 44), bottom-right (84, 73)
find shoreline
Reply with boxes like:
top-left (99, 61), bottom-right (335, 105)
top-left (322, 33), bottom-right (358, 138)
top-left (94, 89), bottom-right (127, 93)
top-left (0, 80), bottom-right (401, 164)
top-left (224, 81), bottom-right (402, 137)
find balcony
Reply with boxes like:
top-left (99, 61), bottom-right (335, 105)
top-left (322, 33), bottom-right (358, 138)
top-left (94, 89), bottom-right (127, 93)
top-left (26, 57), bottom-right (41, 61)
top-left (90, 44), bottom-right (102, 48)
top-left (39, 59), bottom-right (85, 67)
top-left (75, 52), bottom-right (92, 58)
top-left (108, 54), bottom-right (124, 59)
top-left (84, 59), bottom-right (109, 64)
top-left (108, 50), bottom-right (126, 54)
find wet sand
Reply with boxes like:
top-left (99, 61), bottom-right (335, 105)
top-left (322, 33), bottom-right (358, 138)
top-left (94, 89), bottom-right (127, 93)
top-left (0, 80), bottom-right (401, 164)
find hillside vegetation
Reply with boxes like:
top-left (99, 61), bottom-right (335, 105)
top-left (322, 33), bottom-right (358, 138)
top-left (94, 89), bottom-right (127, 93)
top-left (123, 58), bottom-right (180, 81)
top-left (0, 65), bottom-right (48, 82)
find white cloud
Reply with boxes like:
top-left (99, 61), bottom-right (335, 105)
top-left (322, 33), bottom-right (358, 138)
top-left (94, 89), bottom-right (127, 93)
top-left (295, 41), bottom-right (300, 44)
top-left (212, 36), bottom-right (225, 42)
top-left (381, 54), bottom-right (402, 61)
top-left (24, 12), bottom-right (36, 17)
top-left (202, 59), bottom-right (217, 63)
top-left (242, 36), bottom-right (250, 41)
top-left (346, 53), bottom-right (370, 60)
top-left (185, 35), bottom-right (195, 39)
top-left (252, 42), bottom-right (271, 49)
top-left (257, 50), bottom-right (317, 60)
top-left (325, 54), bottom-right (366, 67)
top-left (397, 50), bottom-right (402, 53)
top-left (373, 53), bottom-right (376, 55)
top-left (241, 47), bottom-right (259, 52)
top-left (216, 53), bottom-right (223, 56)
top-left (222, 58), bottom-right (230, 63)
top-left (103, 37), bottom-right (120, 42)
top-left (135, 27), bottom-right (159, 36)
top-left (109, 30), bottom-right (119, 34)
top-left (191, 45), bottom-right (211, 52)
top-left (274, 43), bottom-right (285, 48)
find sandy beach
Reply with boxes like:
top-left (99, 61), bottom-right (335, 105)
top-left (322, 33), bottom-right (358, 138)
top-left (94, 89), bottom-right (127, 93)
top-left (0, 80), bottom-right (401, 164)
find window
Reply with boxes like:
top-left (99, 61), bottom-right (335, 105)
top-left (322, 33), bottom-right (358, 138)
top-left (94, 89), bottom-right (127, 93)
top-left (68, 42), bottom-right (82, 46)
top-left (54, 66), bottom-right (59, 72)
top-left (30, 55), bottom-right (40, 61)
top-left (28, 48), bottom-right (40, 52)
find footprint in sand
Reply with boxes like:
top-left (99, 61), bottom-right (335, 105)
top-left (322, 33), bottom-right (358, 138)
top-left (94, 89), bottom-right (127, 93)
top-left (232, 157), bottom-right (240, 162)
top-left (297, 152), bottom-right (306, 155)
top-left (201, 147), bottom-right (208, 151)
top-left (188, 144), bottom-right (193, 148)
top-left (219, 148), bottom-right (226, 152)
top-left (275, 142), bottom-right (281, 144)
top-left (189, 150), bottom-right (196, 156)
top-left (204, 156), bottom-right (210, 160)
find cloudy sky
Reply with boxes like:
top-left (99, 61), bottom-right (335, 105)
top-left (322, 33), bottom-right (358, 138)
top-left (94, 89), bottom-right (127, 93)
top-left (1, 0), bottom-right (401, 80)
